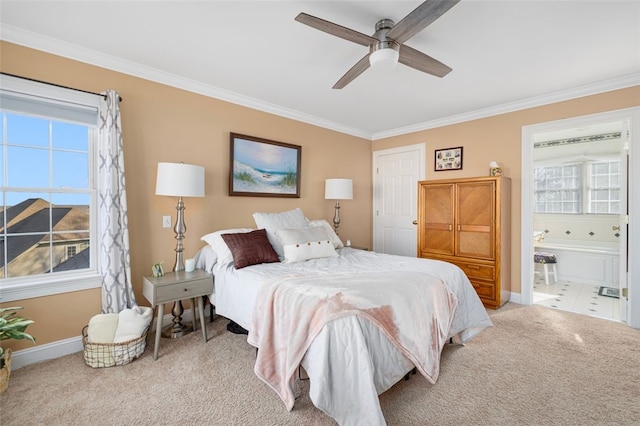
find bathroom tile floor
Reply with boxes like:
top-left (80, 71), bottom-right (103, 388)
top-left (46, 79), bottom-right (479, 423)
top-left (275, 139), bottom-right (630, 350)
top-left (533, 276), bottom-right (620, 322)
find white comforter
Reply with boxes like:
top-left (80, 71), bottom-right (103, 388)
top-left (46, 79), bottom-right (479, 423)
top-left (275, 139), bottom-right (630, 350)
top-left (200, 247), bottom-right (492, 425)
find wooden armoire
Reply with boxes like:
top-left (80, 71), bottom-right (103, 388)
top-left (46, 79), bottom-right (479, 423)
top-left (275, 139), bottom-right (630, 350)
top-left (417, 176), bottom-right (511, 308)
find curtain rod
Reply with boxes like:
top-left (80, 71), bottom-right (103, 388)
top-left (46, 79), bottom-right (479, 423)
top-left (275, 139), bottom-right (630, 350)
top-left (0, 71), bottom-right (123, 102)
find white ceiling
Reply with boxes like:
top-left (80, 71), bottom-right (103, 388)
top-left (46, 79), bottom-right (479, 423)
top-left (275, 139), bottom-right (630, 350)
top-left (1, 1), bottom-right (639, 140)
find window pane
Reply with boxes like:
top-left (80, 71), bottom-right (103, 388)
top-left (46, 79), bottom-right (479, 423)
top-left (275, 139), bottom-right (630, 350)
top-left (52, 121), bottom-right (88, 151)
top-left (51, 193), bottom-right (90, 233)
top-left (592, 190), bottom-right (606, 201)
top-left (3, 193), bottom-right (51, 234)
top-left (6, 114), bottom-right (49, 147)
top-left (610, 162), bottom-right (619, 173)
top-left (4, 234), bottom-right (51, 278)
top-left (53, 151), bottom-right (89, 189)
top-left (7, 146), bottom-right (49, 187)
top-left (592, 163), bottom-right (608, 174)
top-left (594, 176), bottom-right (609, 187)
top-left (4, 192), bottom-right (50, 213)
top-left (0, 147), bottom-right (4, 187)
top-left (52, 232), bottom-right (90, 272)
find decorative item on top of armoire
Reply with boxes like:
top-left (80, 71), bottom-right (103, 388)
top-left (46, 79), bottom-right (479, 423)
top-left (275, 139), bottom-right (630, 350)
top-left (489, 161), bottom-right (503, 176)
top-left (417, 176), bottom-right (511, 308)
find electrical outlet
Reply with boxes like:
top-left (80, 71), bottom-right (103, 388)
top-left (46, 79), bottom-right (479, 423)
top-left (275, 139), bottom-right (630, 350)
top-left (162, 216), bottom-right (171, 228)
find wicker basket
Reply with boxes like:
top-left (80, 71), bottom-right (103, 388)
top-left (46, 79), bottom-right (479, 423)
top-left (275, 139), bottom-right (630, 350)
top-left (0, 348), bottom-right (12, 394)
top-left (82, 325), bottom-right (149, 368)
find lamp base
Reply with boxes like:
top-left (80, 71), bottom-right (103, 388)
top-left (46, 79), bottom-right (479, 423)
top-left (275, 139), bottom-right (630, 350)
top-left (161, 300), bottom-right (193, 339)
top-left (161, 321), bottom-right (193, 339)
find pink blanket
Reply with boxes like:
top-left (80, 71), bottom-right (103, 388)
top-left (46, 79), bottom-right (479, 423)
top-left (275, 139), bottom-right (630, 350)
top-left (247, 271), bottom-right (458, 411)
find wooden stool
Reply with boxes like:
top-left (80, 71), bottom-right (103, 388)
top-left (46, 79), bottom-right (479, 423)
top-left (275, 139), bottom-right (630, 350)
top-left (534, 252), bottom-right (557, 285)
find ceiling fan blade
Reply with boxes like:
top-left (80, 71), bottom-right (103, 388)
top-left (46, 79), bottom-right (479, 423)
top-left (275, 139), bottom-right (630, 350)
top-left (333, 55), bottom-right (371, 89)
top-left (295, 13), bottom-right (377, 47)
top-left (387, 0), bottom-right (461, 44)
top-left (398, 44), bottom-right (452, 77)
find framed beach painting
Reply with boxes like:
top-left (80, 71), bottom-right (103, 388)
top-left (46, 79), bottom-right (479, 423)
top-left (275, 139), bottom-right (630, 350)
top-left (229, 133), bottom-right (301, 197)
top-left (434, 146), bottom-right (463, 171)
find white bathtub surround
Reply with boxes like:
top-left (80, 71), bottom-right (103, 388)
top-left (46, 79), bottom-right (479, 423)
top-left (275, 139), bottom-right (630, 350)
top-left (534, 239), bottom-right (619, 286)
top-left (533, 213), bottom-right (620, 243)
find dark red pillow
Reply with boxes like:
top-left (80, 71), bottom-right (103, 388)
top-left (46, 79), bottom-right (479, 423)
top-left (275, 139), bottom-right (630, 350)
top-left (221, 229), bottom-right (279, 269)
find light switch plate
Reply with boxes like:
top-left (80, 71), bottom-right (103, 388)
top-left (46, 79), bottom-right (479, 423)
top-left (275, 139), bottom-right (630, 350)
top-left (162, 216), bottom-right (171, 228)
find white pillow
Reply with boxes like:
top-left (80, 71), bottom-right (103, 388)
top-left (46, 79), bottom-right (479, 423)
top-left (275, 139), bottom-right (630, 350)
top-left (307, 219), bottom-right (344, 249)
top-left (201, 228), bottom-right (254, 266)
top-left (283, 240), bottom-right (338, 263)
top-left (275, 226), bottom-right (331, 247)
top-left (252, 208), bottom-right (309, 259)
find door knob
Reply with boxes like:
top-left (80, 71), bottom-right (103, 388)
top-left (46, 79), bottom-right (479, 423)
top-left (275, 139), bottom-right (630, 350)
top-left (412, 220), bottom-right (418, 225)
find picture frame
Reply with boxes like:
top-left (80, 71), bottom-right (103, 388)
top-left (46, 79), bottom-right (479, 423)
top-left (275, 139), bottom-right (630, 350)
top-left (151, 262), bottom-right (164, 278)
top-left (229, 133), bottom-right (301, 197)
top-left (434, 146), bottom-right (463, 171)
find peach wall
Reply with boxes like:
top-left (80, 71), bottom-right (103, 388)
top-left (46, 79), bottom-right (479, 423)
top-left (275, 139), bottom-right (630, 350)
top-left (372, 86), bottom-right (640, 296)
top-left (0, 42), bottom-right (372, 352)
top-left (1, 41), bottom-right (639, 356)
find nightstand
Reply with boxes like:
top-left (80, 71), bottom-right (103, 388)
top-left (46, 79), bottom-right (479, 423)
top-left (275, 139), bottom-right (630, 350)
top-left (143, 269), bottom-right (213, 360)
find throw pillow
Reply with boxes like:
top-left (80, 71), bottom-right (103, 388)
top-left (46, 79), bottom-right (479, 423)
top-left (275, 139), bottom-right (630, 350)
top-left (252, 208), bottom-right (309, 259)
top-left (201, 228), bottom-right (254, 266)
top-left (221, 229), bottom-right (280, 269)
top-left (283, 240), bottom-right (338, 263)
top-left (307, 219), bottom-right (344, 249)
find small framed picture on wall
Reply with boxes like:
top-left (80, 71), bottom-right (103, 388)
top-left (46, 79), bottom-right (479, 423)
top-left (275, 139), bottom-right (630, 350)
top-left (434, 146), bottom-right (463, 171)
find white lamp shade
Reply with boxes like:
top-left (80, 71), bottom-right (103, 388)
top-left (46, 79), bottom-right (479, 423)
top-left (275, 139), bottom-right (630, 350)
top-left (325, 178), bottom-right (353, 200)
top-left (369, 48), bottom-right (399, 71)
top-left (155, 162), bottom-right (205, 197)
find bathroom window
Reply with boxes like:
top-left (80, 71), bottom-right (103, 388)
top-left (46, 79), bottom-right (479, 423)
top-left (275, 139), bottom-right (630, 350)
top-left (533, 164), bottom-right (582, 213)
top-left (589, 161), bottom-right (620, 214)
top-left (534, 160), bottom-right (620, 214)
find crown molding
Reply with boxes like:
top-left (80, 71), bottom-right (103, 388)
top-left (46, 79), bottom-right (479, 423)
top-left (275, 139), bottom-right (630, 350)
top-left (372, 73), bottom-right (640, 140)
top-left (0, 25), bottom-right (372, 140)
top-left (3, 25), bottom-right (638, 142)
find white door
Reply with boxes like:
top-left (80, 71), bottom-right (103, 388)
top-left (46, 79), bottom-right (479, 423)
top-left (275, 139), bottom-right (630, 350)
top-left (372, 144), bottom-right (425, 256)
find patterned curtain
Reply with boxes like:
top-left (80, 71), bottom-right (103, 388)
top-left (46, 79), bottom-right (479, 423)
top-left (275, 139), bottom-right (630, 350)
top-left (98, 90), bottom-right (136, 313)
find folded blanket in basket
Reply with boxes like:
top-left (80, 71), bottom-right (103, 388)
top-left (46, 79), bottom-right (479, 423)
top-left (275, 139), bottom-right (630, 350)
top-left (113, 306), bottom-right (153, 343)
top-left (87, 313), bottom-right (119, 343)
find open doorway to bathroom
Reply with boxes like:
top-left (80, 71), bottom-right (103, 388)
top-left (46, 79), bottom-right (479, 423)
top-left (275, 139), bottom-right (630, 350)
top-left (531, 121), bottom-right (624, 322)
top-left (521, 107), bottom-right (640, 329)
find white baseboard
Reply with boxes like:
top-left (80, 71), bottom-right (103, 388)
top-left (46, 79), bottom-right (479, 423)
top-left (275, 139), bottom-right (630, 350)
top-left (509, 292), bottom-right (523, 304)
top-left (11, 308), bottom-right (212, 370)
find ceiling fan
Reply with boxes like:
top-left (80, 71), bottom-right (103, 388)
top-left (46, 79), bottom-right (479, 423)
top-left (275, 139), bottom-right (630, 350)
top-left (295, 0), bottom-right (460, 89)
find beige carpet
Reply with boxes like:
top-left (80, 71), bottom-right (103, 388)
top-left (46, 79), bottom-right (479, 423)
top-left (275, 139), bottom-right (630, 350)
top-left (2, 303), bottom-right (639, 425)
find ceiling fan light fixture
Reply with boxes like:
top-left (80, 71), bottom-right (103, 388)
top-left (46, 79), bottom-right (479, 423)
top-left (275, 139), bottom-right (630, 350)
top-left (369, 41), bottom-right (399, 71)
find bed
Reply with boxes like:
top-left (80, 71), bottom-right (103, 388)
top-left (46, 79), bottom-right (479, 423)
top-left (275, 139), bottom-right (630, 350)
top-left (194, 209), bottom-right (492, 426)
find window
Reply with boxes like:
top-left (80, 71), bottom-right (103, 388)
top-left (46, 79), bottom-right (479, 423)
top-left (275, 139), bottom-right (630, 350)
top-left (534, 160), bottom-right (620, 214)
top-left (590, 161), bottom-right (620, 214)
top-left (533, 164), bottom-right (582, 213)
top-left (0, 74), bottom-right (101, 301)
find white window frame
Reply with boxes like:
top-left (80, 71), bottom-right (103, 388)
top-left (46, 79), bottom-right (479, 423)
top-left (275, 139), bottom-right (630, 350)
top-left (0, 74), bottom-right (102, 302)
